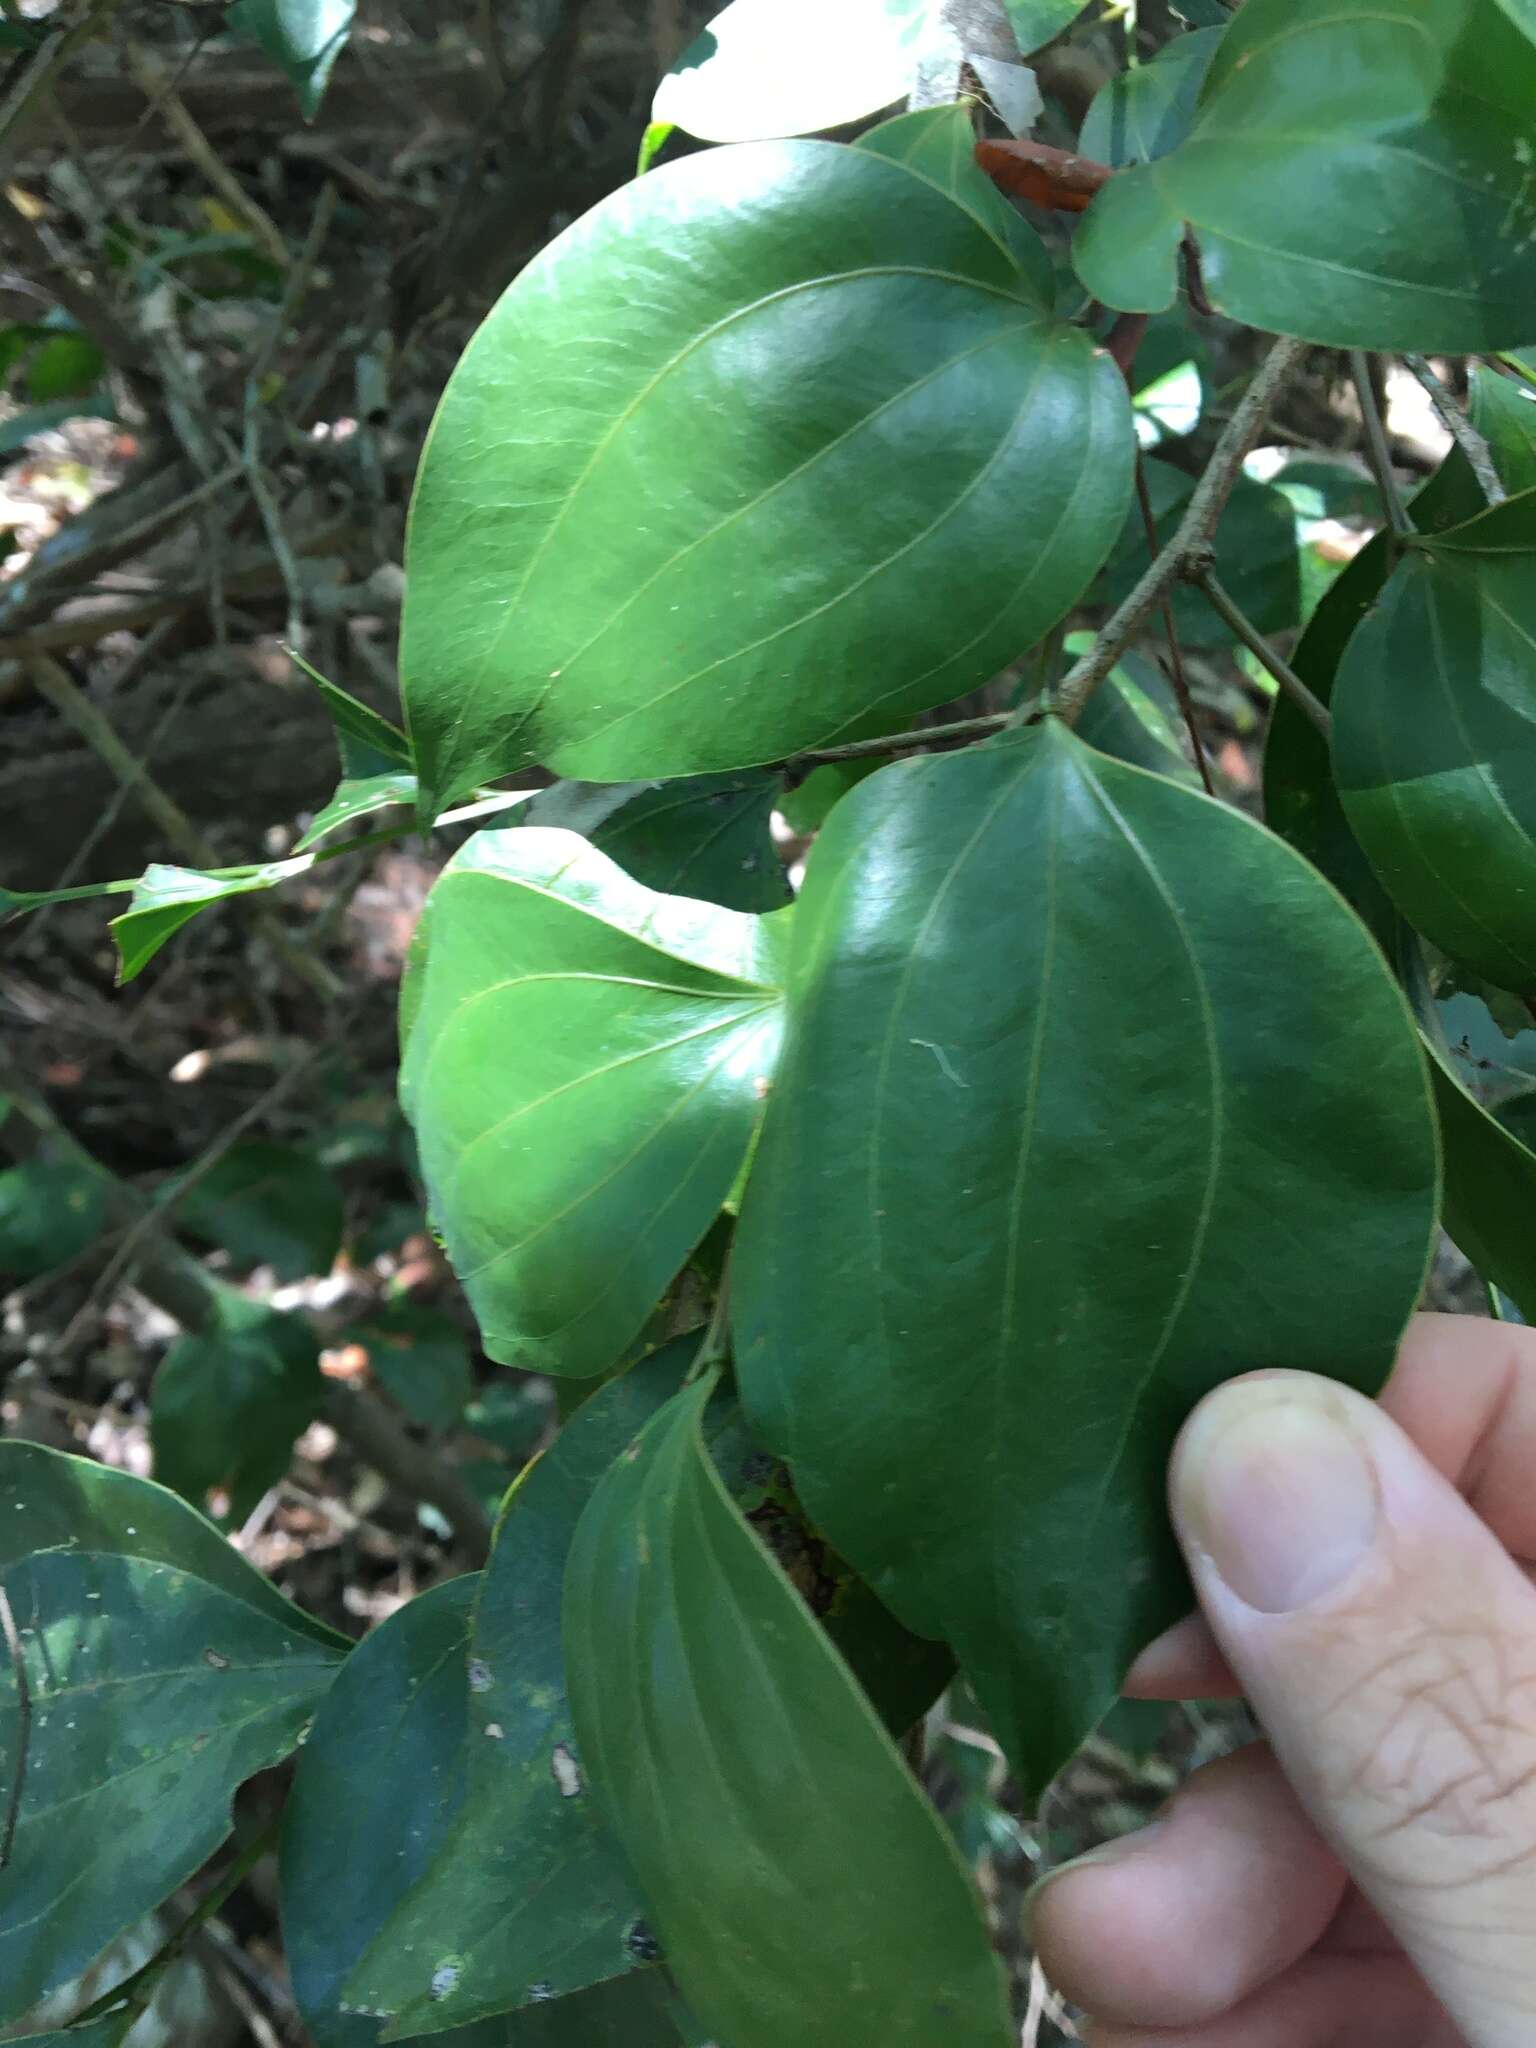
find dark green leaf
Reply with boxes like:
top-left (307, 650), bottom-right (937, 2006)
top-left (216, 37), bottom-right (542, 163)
top-left (177, 1140), bottom-right (344, 1281)
top-left (0, 1157), bottom-right (108, 1282)
top-left (398, 828), bottom-right (787, 1376)
top-left (0, 1444), bottom-right (343, 2026)
top-left (0, 396), bottom-right (114, 459)
top-left (24, 331), bottom-right (105, 403)
top-left (151, 1297), bottom-right (323, 1520)
top-left (308, 673), bottom-right (413, 774)
top-left (564, 1377), bottom-right (1014, 2048)
top-left (228, 0), bottom-right (356, 119)
top-left (463, 1378), bottom-right (551, 1457)
top-left (1067, 637), bottom-right (1197, 783)
top-left (1333, 490), bottom-right (1536, 992)
top-left (525, 773), bottom-right (791, 912)
top-left (110, 857), bottom-right (312, 981)
top-left (347, 1300), bottom-right (472, 1433)
top-left (6, 2023), bottom-right (131, 2048)
top-left (734, 721), bottom-right (1438, 1794)
top-left (1079, 27), bottom-right (1222, 166)
top-left (1003, 0), bottom-right (1090, 53)
top-left (652, 0), bottom-right (935, 141)
top-left (1098, 464), bottom-right (1300, 648)
top-left (777, 760), bottom-right (881, 836)
top-left (1074, 0), bottom-right (1536, 350)
top-left (402, 140), bottom-right (1132, 809)
top-left (345, 1347), bottom-right (699, 2036)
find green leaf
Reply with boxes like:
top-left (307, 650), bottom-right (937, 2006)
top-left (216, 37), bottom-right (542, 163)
top-left (777, 760), bottom-right (882, 836)
top-left (296, 771), bottom-right (418, 852)
top-left (1079, 26), bottom-right (1222, 166)
top-left (306, 672), bottom-right (413, 774)
top-left (24, 330), bottom-right (105, 403)
top-left (652, 0), bottom-right (936, 142)
top-left (1003, 0), bottom-right (1090, 54)
top-left (637, 120), bottom-right (674, 174)
top-left (110, 857), bottom-right (312, 981)
top-left (399, 828), bottom-right (788, 1376)
top-left (525, 772), bottom-right (791, 913)
top-left (1068, 639), bottom-right (1197, 783)
top-left (1333, 490), bottom-right (1536, 992)
top-left (1468, 364), bottom-right (1536, 498)
top-left (0, 1157), bottom-right (108, 1281)
top-left (151, 1298), bottom-right (324, 1520)
top-left (0, 1443), bottom-right (343, 2025)
top-left (7, 2023), bottom-right (130, 2048)
top-left (853, 106), bottom-right (1057, 301)
top-left (0, 395), bottom-right (114, 459)
top-left (346, 1300), bottom-right (472, 1433)
top-left (734, 720), bottom-right (1439, 1793)
top-left (1073, 0), bottom-right (1536, 350)
top-left (229, 0), bottom-right (356, 119)
top-left (1098, 464), bottom-right (1300, 648)
top-left (346, 1346), bottom-right (698, 2037)
top-left (402, 139), bottom-right (1133, 810)
top-left (564, 1377), bottom-right (1014, 2048)
top-left (176, 1139), bottom-right (344, 1281)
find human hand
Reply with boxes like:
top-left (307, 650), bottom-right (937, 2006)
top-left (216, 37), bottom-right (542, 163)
top-left (1029, 1313), bottom-right (1536, 2047)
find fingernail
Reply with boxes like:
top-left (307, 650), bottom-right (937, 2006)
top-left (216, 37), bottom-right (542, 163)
top-left (1022, 1822), bottom-right (1166, 1938)
top-left (1173, 1380), bottom-right (1380, 1614)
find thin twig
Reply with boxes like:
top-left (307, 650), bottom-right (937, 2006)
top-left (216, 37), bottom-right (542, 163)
top-left (1133, 455), bottom-right (1213, 794)
top-left (0, 1582), bottom-right (30, 1871)
top-left (1349, 350), bottom-right (1412, 540)
top-left (1403, 353), bottom-right (1505, 507)
top-left (124, 44), bottom-right (289, 269)
top-left (1051, 334), bottom-right (1310, 725)
top-left (790, 711), bottom-right (1012, 767)
top-left (1196, 573), bottom-right (1332, 739)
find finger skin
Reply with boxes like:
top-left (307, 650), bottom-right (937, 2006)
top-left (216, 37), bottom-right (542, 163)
top-left (1082, 1951), bottom-right (1457, 2048)
top-left (1031, 1744), bottom-right (1346, 2027)
top-left (1172, 1371), bottom-right (1536, 2046)
top-left (1126, 1314), bottom-right (1536, 1700)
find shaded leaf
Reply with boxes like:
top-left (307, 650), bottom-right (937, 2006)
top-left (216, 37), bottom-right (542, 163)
top-left (564, 1377), bottom-right (1014, 2048)
top-left (652, 0), bottom-right (936, 142)
top-left (1333, 489), bottom-right (1536, 992)
top-left (1003, 0), bottom-right (1089, 54)
top-left (0, 396), bottom-right (114, 459)
top-left (1098, 462), bottom-right (1300, 648)
top-left (110, 857), bottom-right (312, 981)
top-left (346, 1347), bottom-right (697, 2037)
top-left (309, 674), bottom-right (413, 774)
top-left (734, 721), bottom-right (1438, 1794)
top-left (525, 772), bottom-right (791, 913)
top-left (25, 331), bottom-right (105, 403)
top-left (6, 2023), bottom-right (131, 2048)
top-left (398, 828), bottom-right (787, 1376)
top-left (346, 1300), bottom-right (472, 1433)
top-left (1074, 0), bottom-right (1536, 350)
top-left (229, 0), bottom-right (356, 119)
top-left (151, 1297), bottom-right (323, 1520)
top-left (0, 1157), bottom-right (108, 1282)
top-left (0, 1444), bottom-right (343, 2026)
top-left (1067, 635), bottom-right (1197, 783)
top-left (177, 1140), bottom-right (344, 1281)
top-left (778, 760), bottom-right (881, 836)
top-left (402, 139), bottom-right (1132, 809)
top-left (1079, 26), bottom-right (1222, 166)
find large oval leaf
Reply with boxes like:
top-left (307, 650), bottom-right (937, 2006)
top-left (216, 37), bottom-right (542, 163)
top-left (0, 1446), bottom-right (344, 2026)
top-left (733, 720), bottom-right (1439, 1794)
top-left (402, 139), bottom-right (1133, 811)
top-left (399, 828), bottom-right (787, 1376)
top-left (1333, 489), bottom-right (1536, 994)
top-left (523, 771), bottom-right (792, 913)
top-left (1074, 0), bottom-right (1536, 350)
top-left (564, 1376), bottom-right (1013, 2048)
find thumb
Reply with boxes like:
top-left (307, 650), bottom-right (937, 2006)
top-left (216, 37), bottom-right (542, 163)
top-left (1171, 1370), bottom-right (1536, 2047)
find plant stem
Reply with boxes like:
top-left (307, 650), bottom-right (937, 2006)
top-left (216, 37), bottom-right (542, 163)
top-left (1349, 349), bottom-right (1412, 541)
top-left (1402, 353), bottom-right (1505, 507)
top-left (1050, 333), bottom-right (1310, 726)
top-left (1133, 454), bottom-right (1213, 794)
top-left (790, 711), bottom-right (1013, 767)
top-left (1195, 574), bottom-right (1332, 740)
top-left (0, 1584), bottom-right (29, 1871)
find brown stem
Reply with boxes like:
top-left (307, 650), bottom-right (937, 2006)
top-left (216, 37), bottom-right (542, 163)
top-left (0, 1583), bottom-right (30, 1871)
top-left (1134, 456), bottom-right (1213, 794)
top-left (1196, 573), bottom-right (1332, 740)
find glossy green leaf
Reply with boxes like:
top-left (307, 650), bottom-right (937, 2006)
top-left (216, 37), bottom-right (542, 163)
top-left (1079, 27), bottom-right (1222, 166)
top-left (853, 106), bottom-right (1057, 301)
top-left (1074, 0), bottom-right (1536, 350)
top-left (400, 828), bottom-right (787, 1375)
top-left (151, 1298), bottom-right (323, 1519)
top-left (777, 760), bottom-right (881, 836)
top-left (1333, 489), bottom-right (1536, 992)
top-left (1098, 464), bottom-right (1300, 649)
top-left (296, 771), bottom-right (418, 852)
top-left (346, 1300), bottom-right (472, 1432)
top-left (1067, 638), bottom-right (1197, 783)
top-left (229, 0), bottom-right (356, 118)
top-left (652, 0), bottom-right (934, 142)
top-left (565, 1376), bottom-right (1014, 2048)
top-left (735, 720), bottom-right (1439, 1792)
top-left (402, 139), bottom-right (1133, 810)
top-left (347, 1346), bottom-right (701, 2036)
top-left (0, 1444), bottom-right (343, 2025)
top-left (1003, 0), bottom-right (1089, 53)
top-left (0, 1157), bottom-right (108, 1282)
top-left (109, 857), bottom-right (311, 981)
top-left (177, 1139), bottom-right (344, 1280)
top-left (525, 772), bottom-right (792, 913)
